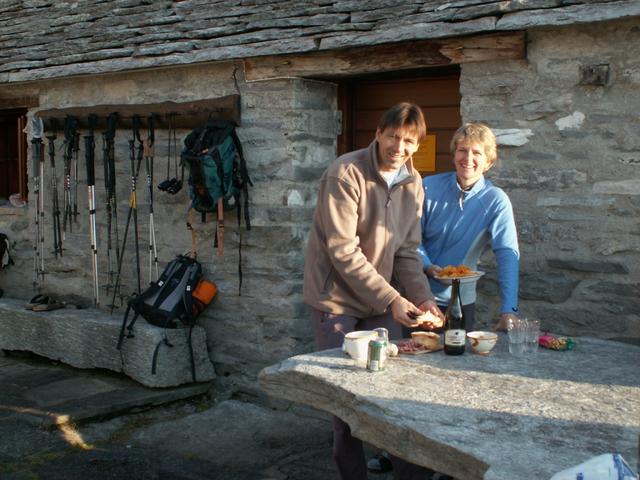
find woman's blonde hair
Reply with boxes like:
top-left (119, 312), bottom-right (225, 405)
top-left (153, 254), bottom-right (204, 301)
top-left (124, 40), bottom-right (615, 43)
top-left (450, 123), bottom-right (498, 169)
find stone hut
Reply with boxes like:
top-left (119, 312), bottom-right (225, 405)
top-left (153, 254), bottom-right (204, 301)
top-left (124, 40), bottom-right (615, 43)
top-left (0, 1), bottom-right (638, 394)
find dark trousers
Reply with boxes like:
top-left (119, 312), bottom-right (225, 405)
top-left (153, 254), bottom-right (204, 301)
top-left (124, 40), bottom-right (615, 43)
top-left (312, 309), bottom-right (432, 480)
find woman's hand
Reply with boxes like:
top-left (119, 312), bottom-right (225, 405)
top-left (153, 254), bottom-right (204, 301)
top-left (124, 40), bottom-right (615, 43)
top-left (425, 265), bottom-right (442, 278)
top-left (494, 313), bottom-right (518, 332)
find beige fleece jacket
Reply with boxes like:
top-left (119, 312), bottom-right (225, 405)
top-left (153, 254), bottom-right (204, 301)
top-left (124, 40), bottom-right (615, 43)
top-left (303, 140), bottom-right (434, 318)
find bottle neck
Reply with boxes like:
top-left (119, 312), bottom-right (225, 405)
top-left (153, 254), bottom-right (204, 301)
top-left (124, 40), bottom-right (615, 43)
top-left (446, 279), bottom-right (462, 318)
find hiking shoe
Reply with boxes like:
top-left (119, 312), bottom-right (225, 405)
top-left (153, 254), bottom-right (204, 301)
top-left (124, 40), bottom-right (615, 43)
top-left (32, 298), bottom-right (66, 311)
top-left (367, 452), bottom-right (392, 473)
top-left (432, 473), bottom-right (453, 480)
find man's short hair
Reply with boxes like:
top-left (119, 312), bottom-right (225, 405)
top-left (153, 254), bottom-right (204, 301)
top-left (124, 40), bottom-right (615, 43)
top-left (377, 102), bottom-right (427, 142)
top-left (450, 122), bottom-right (498, 168)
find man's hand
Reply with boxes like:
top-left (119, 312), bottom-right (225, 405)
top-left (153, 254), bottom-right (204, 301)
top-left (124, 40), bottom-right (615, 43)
top-left (494, 313), bottom-right (518, 332)
top-left (425, 265), bottom-right (442, 278)
top-left (389, 296), bottom-right (424, 328)
top-left (416, 299), bottom-right (444, 330)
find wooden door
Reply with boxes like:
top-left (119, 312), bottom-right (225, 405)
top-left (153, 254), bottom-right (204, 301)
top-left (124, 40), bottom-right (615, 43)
top-left (0, 109), bottom-right (28, 200)
top-left (338, 70), bottom-right (461, 176)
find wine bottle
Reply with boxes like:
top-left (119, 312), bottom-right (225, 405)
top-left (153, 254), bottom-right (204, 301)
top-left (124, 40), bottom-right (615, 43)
top-left (444, 279), bottom-right (466, 355)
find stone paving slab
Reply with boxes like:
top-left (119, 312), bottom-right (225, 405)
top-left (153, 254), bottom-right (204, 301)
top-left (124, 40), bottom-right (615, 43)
top-left (0, 352), bottom-right (210, 427)
top-left (0, 351), bottom-right (395, 480)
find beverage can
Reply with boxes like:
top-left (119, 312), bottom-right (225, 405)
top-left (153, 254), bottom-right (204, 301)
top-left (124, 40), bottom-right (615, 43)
top-left (367, 339), bottom-right (387, 372)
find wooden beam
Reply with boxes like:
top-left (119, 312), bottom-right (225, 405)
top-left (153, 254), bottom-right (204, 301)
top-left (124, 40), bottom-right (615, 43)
top-left (244, 32), bottom-right (525, 81)
top-left (35, 95), bottom-right (241, 131)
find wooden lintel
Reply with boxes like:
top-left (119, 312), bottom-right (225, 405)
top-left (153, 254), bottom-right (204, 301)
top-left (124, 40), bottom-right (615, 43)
top-left (244, 32), bottom-right (525, 81)
top-left (36, 95), bottom-right (241, 131)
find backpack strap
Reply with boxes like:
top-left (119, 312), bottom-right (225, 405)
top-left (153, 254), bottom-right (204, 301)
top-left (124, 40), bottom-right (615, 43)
top-left (230, 128), bottom-right (252, 230)
top-left (187, 209), bottom-right (197, 259)
top-left (187, 325), bottom-right (196, 382)
top-left (180, 262), bottom-right (201, 324)
top-left (117, 299), bottom-right (140, 350)
top-left (151, 333), bottom-right (174, 375)
top-left (216, 197), bottom-right (224, 257)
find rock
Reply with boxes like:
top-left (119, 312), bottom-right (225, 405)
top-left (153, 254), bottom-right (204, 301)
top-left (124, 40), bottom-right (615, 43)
top-left (547, 259), bottom-right (629, 274)
top-left (0, 298), bottom-right (215, 388)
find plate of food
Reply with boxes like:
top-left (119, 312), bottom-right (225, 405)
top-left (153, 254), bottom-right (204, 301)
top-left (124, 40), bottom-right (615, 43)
top-left (393, 336), bottom-right (443, 355)
top-left (434, 264), bottom-right (485, 285)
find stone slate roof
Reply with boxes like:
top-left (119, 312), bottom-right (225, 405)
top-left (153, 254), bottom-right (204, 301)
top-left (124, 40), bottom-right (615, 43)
top-left (1, 0), bottom-right (639, 84)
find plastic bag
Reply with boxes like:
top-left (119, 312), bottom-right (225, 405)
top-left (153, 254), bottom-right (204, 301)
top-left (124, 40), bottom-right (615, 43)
top-left (539, 333), bottom-right (575, 350)
top-left (550, 453), bottom-right (638, 480)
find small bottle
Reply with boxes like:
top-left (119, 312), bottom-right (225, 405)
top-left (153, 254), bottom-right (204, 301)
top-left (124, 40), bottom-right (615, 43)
top-left (444, 279), bottom-right (466, 355)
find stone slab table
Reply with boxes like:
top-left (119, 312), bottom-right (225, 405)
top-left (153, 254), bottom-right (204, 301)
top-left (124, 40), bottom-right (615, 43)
top-left (259, 336), bottom-right (640, 479)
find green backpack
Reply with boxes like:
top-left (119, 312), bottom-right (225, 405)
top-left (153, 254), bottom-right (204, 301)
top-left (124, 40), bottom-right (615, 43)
top-left (180, 121), bottom-right (252, 294)
top-left (181, 120), bottom-right (252, 225)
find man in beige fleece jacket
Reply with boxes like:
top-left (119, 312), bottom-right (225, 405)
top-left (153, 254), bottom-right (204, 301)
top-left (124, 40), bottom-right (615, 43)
top-left (303, 102), bottom-right (443, 480)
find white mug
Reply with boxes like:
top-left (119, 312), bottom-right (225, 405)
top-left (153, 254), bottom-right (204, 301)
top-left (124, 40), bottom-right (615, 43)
top-left (342, 331), bottom-right (377, 365)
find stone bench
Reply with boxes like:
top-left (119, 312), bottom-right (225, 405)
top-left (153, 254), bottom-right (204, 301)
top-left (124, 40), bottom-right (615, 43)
top-left (0, 298), bottom-right (215, 388)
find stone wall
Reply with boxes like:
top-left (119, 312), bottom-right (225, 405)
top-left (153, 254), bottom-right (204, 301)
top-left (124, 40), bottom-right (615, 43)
top-left (0, 62), bottom-right (340, 395)
top-left (462, 18), bottom-right (640, 342)
top-left (1, 17), bottom-right (638, 398)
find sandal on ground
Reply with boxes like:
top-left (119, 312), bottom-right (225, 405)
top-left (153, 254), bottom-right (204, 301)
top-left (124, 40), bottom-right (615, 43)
top-left (32, 298), bottom-right (66, 312)
top-left (25, 294), bottom-right (48, 310)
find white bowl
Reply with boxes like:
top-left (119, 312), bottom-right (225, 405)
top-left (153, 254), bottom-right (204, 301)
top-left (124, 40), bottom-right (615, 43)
top-left (467, 331), bottom-right (498, 355)
top-left (342, 330), bottom-right (377, 364)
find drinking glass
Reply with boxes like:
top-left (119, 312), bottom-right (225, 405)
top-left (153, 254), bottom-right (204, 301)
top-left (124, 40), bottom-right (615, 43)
top-left (524, 319), bottom-right (540, 354)
top-left (508, 318), bottom-right (526, 356)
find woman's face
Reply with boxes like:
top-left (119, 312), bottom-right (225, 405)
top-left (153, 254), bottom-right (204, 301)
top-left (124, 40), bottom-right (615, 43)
top-left (453, 140), bottom-right (491, 189)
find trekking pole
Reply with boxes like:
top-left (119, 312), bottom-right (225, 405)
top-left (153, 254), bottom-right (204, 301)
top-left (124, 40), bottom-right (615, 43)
top-left (62, 116), bottom-right (78, 236)
top-left (110, 115), bottom-right (144, 313)
top-left (132, 115), bottom-right (143, 294)
top-left (85, 114), bottom-right (100, 307)
top-left (31, 118), bottom-right (45, 290)
top-left (46, 128), bottom-right (63, 258)
top-left (102, 131), bottom-right (114, 297)
top-left (145, 115), bottom-right (159, 283)
top-left (105, 112), bottom-right (120, 304)
top-left (72, 126), bottom-right (80, 224)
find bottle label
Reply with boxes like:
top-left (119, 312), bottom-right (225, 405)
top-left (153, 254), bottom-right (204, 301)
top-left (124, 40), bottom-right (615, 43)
top-left (445, 329), bottom-right (466, 346)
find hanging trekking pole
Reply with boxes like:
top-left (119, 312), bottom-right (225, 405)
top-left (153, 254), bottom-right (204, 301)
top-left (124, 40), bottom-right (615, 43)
top-left (157, 112), bottom-right (182, 194)
top-left (62, 116), bottom-right (78, 236)
top-left (110, 115), bottom-right (144, 313)
top-left (102, 112), bottom-right (119, 300)
top-left (85, 114), bottom-right (100, 307)
top-left (132, 116), bottom-right (144, 294)
top-left (72, 126), bottom-right (81, 224)
top-left (145, 115), bottom-right (159, 283)
top-left (31, 118), bottom-right (46, 290)
top-left (46, 126), bottom-right (63, 258)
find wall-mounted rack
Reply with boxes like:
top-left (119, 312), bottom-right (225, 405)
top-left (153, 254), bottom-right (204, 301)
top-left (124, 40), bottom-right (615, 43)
top-left (35, 95), bottom-right (240, 131)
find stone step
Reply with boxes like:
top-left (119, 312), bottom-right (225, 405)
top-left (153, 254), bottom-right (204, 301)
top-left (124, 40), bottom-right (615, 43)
top-left (0, 297), bottom-right (215, 388)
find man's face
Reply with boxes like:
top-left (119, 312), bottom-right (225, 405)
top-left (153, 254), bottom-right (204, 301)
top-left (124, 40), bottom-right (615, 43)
top-left (453, 140), bottom-right (491, 189)
top-left (375, 126), bottom-right (420, 172)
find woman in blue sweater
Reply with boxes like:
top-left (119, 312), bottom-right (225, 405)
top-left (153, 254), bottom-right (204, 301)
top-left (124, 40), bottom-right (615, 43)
top-left (419, 122), bottom-right (519, 331)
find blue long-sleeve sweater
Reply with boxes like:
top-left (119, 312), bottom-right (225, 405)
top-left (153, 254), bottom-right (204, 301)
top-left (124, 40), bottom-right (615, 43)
top-left (418, 172), bottom-right (519, 314)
